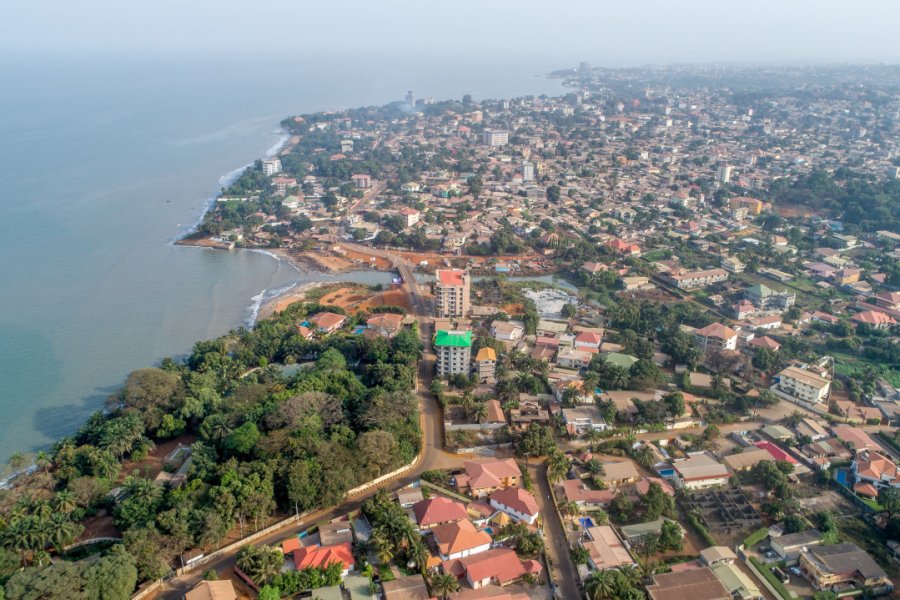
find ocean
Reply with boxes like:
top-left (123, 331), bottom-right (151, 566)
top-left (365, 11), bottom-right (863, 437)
top-left (0, 53), bottom-right (565, 463)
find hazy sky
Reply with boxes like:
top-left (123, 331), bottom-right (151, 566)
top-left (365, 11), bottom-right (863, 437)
top-left (2, 0), bottom-right (898, 65)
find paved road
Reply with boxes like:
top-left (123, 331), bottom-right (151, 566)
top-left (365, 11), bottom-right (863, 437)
top-left (152, 260), bottom-right (453, 599)
top-left (530, 461), bottom-right (582, 600)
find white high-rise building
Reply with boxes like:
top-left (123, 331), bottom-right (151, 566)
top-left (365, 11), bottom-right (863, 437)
top-left (262, 158), bottom-right (282, 177)
top-left (716, 164), bottom-right (732, 184)
top-left (522, 162), bottom-right (535, 182)
top-left (482, 129), bottom-right (509, 147)
top-left (434, 269), bottom-right (471, 318)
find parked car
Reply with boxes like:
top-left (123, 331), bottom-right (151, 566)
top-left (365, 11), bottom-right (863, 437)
top-left (789, 566), bottom-right (802, 577)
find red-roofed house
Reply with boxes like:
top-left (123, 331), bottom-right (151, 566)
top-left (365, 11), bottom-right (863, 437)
top-left (412, 497), bottom-right (468, 530)
top-left (694, 323), bottom-right (738, 353)
top-left (292, 542), bottom-right (355, 576)
top-left (442, 547), bottom-right (539, 589)
top-left (852, 310), bottom-right (896, 329)
top-left (562, 479), bottom-right (615, 509)
top-left (309, 312), bottom-right (347, 334)
top-left (606, 238), bottom-right (642, 255)
top-left (574, 331), bottom-right (603, 350)
top-left (831, 425), bottom-right (881, 454)
top-left (431, 519), bottom-right (493, 560)
top-left (851, 451), bottom-right (899, 493)
top-left (748, 335), bottom-right (781, 351)
top-left (755, 441), bottom-right (797, 464)
top-left (490, 487), bottom-right (540, 524)
top-left (456, 459), bottom-right (521, 498)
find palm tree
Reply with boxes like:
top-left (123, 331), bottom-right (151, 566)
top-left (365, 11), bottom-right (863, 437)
top-left (34, 451), bottom-right (50, 473)
top-left (459, 391), bottom-right (476, 414)
top-left (585, 570), bottom-right (616, 600)
top-left (430, 572), bottom-right (459, 600)
top-left (470, 402), bottom-right (488, 424)
top-left (235, 545), bottom-right (282, 586)
top-left (546, 451), bottom-right (570, 484)
top-left (407, 540), bottom-right (429, 574)
top-left (48, 513), bottom-right (83, 553)
top-left (54, 491), bottom-right (77, 516)
top-left (371, 533), bottom-right (395, 565)
top-left (585, 459), bottom-right (606, 479)
top-left (635, 444), bottom-right (655, 469)
top-left (583, 428), bottom-right (604, 452)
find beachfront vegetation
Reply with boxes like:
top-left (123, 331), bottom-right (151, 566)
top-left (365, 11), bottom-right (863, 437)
top-left (0, 300), bottom-right (421, 595)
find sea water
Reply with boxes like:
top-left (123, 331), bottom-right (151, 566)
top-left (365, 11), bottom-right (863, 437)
top-left (0, 53), bottom-right (564, 462)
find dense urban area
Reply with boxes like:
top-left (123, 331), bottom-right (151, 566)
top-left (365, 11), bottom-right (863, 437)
top-left (4, 63), bottom-right (900, 600)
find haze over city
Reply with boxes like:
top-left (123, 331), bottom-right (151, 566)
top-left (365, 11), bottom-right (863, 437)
top-left (1, 2), bottom-right (900, 600)
top-left (3, 0), bottom-right (900, 64)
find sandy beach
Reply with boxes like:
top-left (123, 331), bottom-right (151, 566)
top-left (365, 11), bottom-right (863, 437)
top-left (255, 281), bottom-right (333, 320)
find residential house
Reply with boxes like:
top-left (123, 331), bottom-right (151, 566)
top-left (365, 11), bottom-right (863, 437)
top-left (366, 313), bottom-right (404, 337)
top-left (561, 479), bottom-right (615, 509)
top-left (599, 460), bottom-right (639, 487)
top-left (412, 497), bottom-right (468, 531)
top-left (292, 542), bottom-right (355, 577)
top-left (745, 284), bottom-right (795, 311)
top-left (799, 543), bottom-right (893, 595)
top-left (770, 529), bottom-right (823, 561)
top-left (671, 452), bottom-right (731, 490)
top-left (309, 312), bottom-right (348, 334)
top-left (431, 519), bottom-right (493, 561)
top-left (441, 547), bottom-right (540, 589)
top-left (489, 487), bottom-right (540, 525)
top-left (555, 346), bottom-right (595, 370)
top-left (456, 459), bottom-right (521, 498)
top-left (382, 574), bottom-right (430, 600)
top-left (723, 448), bottom-right (773, 472)
top-left (574, 331), bottom-right (603, 350)
top-left (851, 451), bottom-right (899, 497)
top-left (694, 323), bottom-right (738, 353)
top-left (661, 268), bottom-right (728, 290)
top-left (184, 581), bottom-right (237, 600)
top-left (396, 487), bottom-right (424, 508)
top-left (795, 418), bottom-right (829, 442)
top-left (771, 365), bottom-right (831, 404)
top-left (831, 425), bottom-right (881, 454)
top-left (620, 518), bottom-right (683, 547)
top-left (646, 568), bottom-right (731, 600)
top-left (852, 310), bottom-right (896, 329)
top-left (709, 562), bottom-right (763, 600)
top-left (580, 525), bottom-right (635, 571)
top-left (699, 546), bottom-right (737, 567)
top-left (561, 406), bottom-right (608, 435)
top-left (491, 321), bottom-right (525, 341)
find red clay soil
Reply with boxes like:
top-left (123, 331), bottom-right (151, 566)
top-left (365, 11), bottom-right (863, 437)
top-left (77, 513), bottom-right (120, 541)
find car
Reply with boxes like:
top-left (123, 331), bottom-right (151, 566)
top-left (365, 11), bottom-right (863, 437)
top-left (789, 566), bottom-right (802, 577)
top-left (764, 551), bottom-right (777, 559)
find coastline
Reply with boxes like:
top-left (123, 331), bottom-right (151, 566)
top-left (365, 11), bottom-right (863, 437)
top-left (255, 280), bottom-right (333, 321)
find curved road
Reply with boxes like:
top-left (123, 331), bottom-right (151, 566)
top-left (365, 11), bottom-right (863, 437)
top-left (152, 260), bottom-right (453, 598)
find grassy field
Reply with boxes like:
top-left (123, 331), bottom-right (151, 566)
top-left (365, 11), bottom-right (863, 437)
top-left (830, 351), bottom-right (900, 387)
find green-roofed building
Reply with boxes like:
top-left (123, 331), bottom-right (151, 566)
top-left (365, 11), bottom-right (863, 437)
top-left (600, 351), bottom-right (639, 370)
top-left (435, 329), bottom-right (473, 347)
top-left (435, 329), bottom-right (473, 376)
top-left (745, 283), bottom-right (795, 310)
top-left (710, 561), bottom-right (763, 600)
